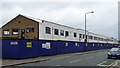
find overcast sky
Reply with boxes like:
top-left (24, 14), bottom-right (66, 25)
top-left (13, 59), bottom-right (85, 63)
top-left (0, 0), bottom-right (119, 39)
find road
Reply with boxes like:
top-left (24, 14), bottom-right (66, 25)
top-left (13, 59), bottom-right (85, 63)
top-left (5, 49), bottom-right (119, 68)
top-left (11, 50), bottom-right (116, 67)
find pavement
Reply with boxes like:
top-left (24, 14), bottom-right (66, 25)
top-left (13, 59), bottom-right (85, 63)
top-left (2, 49), bottom-right (111, 67)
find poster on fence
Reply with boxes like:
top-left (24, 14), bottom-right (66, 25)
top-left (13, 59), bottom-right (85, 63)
top-left (46, 43), bottom-right (51, 49)
top-left (42, 43), bottom-right (46, 48)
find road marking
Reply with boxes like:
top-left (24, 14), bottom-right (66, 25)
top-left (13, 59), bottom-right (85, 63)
top-left (52, 56), bottom-right (66, 60)
top-left (69, 59), bottom-right (82, 64)
top-left (97, 61), bottom-right (107, 66)
top-left (56, 65), bottom-right (60, 66)
top-left (86, 56), bottom-right (94, 59)
top-left (106, 60), bottom-right (118, 68)
top-left (84, 54), bottom-right (88, 55)
top-left (65, 56), bottom-right (68, 57)
top-left (99, 52), bottom-right (103, 53)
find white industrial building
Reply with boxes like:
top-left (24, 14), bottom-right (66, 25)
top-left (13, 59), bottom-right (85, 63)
top-left (24, 15), bottom-right (118, 44)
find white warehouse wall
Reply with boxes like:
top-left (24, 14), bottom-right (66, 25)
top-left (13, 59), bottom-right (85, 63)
top-left (38, 21), bottom-right (116, 43)
top-left (24, 14), bottom-right (117, 44)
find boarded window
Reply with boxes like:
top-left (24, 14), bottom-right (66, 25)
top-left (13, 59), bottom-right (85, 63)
top-left (74, 32), bottom-right (77, 37)
top-left (60, 30), bottom-right (64, 36)
top-left (26, 28), bottom-right (34, 33)
top-left (12, 29), bottom-right (19, 35)
top-left (65, 31), bottom-right (69, 37)
top-left (54, 29), bottom-right (59, 35)
top-left (3, 29), bottom-right (9, 35)
top-left (45, 27), bottom-right (51, 34)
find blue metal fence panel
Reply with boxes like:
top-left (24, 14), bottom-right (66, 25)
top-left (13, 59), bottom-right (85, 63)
top-left (69, 42), bottom-right (85, 53)
top-left (56, 41), bottom-right (71, 54)
top-left (38, 40), bottom-right (57, 56)
top-left (102, 43), bottom-right (105, 49)
top-left (2, 40), bottom-right (39, 59)
top-left (99, 43), bottom-right (102, 49)
top-left (94, 43), bottom-right (97, 50)
top-left (56, 41), bottom-right (85, 54)
top-left (18, 40), bottom-right (39, 59)
top-left (2, 39), bottom-right (112, 59)
top-left (68, 42), bottom-right (75, 53)
top-left (87, 43), bottom-right (97, 51)
top-left (2, 40), bottom-right (19, 59)
top-left (77, 42), bottom-right (85, 52)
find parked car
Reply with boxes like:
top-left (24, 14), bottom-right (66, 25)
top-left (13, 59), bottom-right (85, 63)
top-left (107, 47), bottom-right (120, 59)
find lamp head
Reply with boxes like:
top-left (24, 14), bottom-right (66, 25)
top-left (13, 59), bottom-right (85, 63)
top-left (91, 11), bottom-right (94, 13)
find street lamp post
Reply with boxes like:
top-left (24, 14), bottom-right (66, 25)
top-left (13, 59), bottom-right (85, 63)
top-left (85, 11), bottom-right (94, 51)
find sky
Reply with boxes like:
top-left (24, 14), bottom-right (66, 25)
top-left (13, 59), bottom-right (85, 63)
top-left (0, 0), bottom-right (119, 39)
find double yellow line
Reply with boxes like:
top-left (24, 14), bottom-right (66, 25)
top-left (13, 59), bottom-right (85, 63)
top-left (106, 60), bottom-right (118, 68)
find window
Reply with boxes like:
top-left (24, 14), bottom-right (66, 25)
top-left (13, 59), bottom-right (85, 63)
top-left (101, 38), bottom-right (103, 41)
top-left (74, 32), bottom-right (77, 37)
top-left (3, 29), bottom-right (9, 35)
top-left (94, 37), bottom-right (97, 40)
top-left (86, 35), bottom-right (88, 39)
top-left (83, 34), bottom-right (85, 39)
top-left (12, 29), bottom-right (19, 35)
top-left (83, 35), bottom-right (87, 39)
top-left (89, 36), bottom-right (93, 39)
top-left (26, 28), bottom-right (29, 33)
top-left (19, 21), bottom-right (21, 23)
top-left (60, 30), bottom-right (64, 36)
top-left (26, 28), bottom-right (34, 33)
top-left (54, 29), bottom-right (59, 35)
top-left (65, 31), bottom-right (69, 37)
top-left (31, 28), bottom-right (34, 32)
top-left (79, 34), bottom-right (82, 38)
top-left (103, 39), bottom-right (106, 41)
top-left (45, 27), bottom-right (51, 34)
top-left (98, 37), bottom-right (101, 40)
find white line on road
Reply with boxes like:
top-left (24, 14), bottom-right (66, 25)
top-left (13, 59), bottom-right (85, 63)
top-left (52, 56), bottom-right (67, 60)
top-left (86, 56), bottom-right (94, 59)
top-left (99, 52), bottom-right (103, 53)
top-left (56, 65), bottom-right (60, 66)
top-left (97, 61), bottom-right (107, 66)
top-left (84, 54), bottom-right (88, 55)
top-left (69, 59), bottom-right (82, 64)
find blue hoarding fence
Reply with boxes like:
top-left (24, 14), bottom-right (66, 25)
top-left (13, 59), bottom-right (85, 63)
top-left (2, 40), bottom-right (117, 59)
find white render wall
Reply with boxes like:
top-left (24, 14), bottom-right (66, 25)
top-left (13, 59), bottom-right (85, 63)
top-left (39, 21), bottom-right (117, 43)
top-left (39, 21), bottom-right (87, 42)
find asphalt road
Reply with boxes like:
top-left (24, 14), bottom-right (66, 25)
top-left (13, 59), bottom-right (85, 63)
top-left (15, 50), bottom-right (109, 66)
